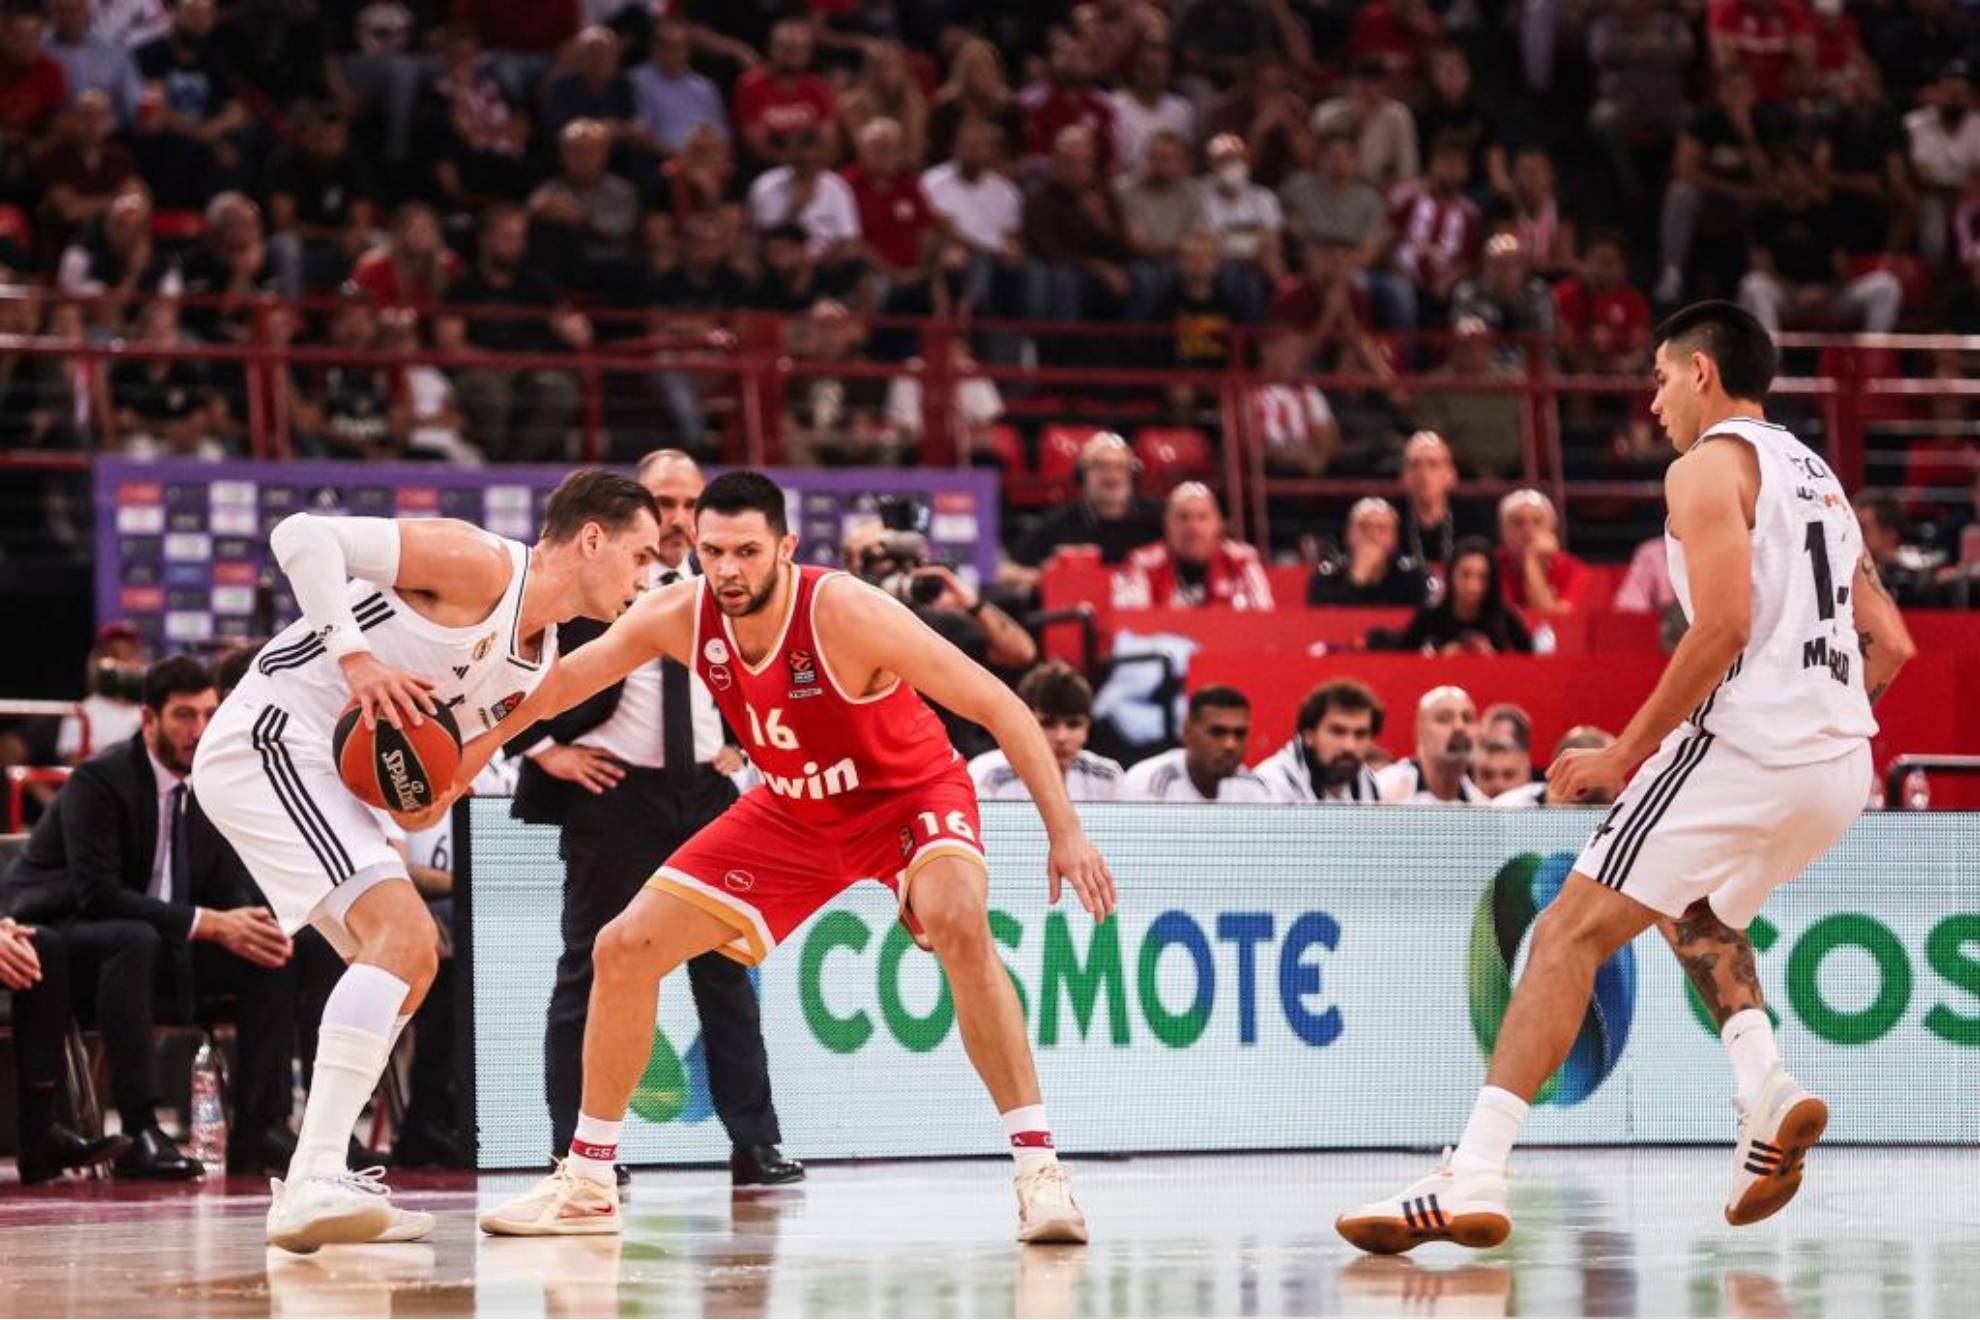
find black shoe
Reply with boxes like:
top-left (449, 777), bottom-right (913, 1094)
top-left (348, 1137), bottom-right (390, 1170)
top-left (17, 1125), bottom-right (131, 1186)
top-left (227, 1123), bottom-right (298, 1176)
top-left (731, 1144), bottom-right (804, 1186)
top-left (113, 1125), bottom-right (202, 1180)
top-left (392, 1121), bottom-right (468, 1170)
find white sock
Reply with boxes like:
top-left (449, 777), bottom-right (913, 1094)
top-left (1001, 1104), bottom-right (1058, 1175)
top-left (288, 964), bottom-right (410, 1183)
top-left (1721, 1009), bottom-right (1782, 1104)
top-left (568, 1112), bottom-right (622, 1185)
top-left (1452, 1086), bottom-right (1529, 1174)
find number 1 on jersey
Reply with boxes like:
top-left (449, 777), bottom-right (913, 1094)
top-left (1803, 520), bottom-right (1836, 622)
top-left (745, 703), bottom-right (798, 750)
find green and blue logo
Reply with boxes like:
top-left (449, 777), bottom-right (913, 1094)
top-left (1467, 852), bottom-right (1636, 1105)
top-left (627, 970), bottom-right (760, 1125)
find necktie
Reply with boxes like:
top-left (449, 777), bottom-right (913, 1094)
top-left (168, 783), bottom-right (190, 905)
top-left (659, 571), bottom-right (695, 788)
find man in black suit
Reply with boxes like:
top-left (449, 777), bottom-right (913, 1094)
top-left (0, 917), bottom-right (130, 1183)
top-left (513, 450), bottom-right (800, 1186)
top-left (1, 655), bottom-right (302, 1178)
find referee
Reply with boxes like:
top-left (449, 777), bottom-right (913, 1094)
top-left (512, 450), bottom-right (800, 1186)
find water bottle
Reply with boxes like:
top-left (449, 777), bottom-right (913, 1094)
top-left (190, 1038), bottom-right (227, 1176)
top-left (1902, 768), bottom-right (1931, 812)
top-left (1532, 621), bottom-right (1557, 655)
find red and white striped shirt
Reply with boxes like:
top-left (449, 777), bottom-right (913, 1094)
top-left (1389, 183), bottom-right (1480, 287)
top-left (1113, 540), bottom-right (1276, 611)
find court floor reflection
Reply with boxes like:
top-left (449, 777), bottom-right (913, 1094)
top-left (0, 1148), bottom-right (1972, 1316)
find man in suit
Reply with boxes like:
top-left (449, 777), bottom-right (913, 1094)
top-left (514, 450), bottom-right (800, 1186)
top-left (1, 655), bottom-right (302, 1178)
top-left (0, 916), bottom-right (130, 1183)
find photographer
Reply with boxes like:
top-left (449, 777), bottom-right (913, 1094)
top-left (57, 622), bottom-right (151, 763)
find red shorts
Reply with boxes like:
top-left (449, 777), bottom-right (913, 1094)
top-left (645, 763), bottom-right (985, 965)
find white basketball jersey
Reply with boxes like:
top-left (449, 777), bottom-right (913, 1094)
top-left (1668, 417), bottom-right (1876, 765)
top-left (230, 535), bottom-right (559, 745)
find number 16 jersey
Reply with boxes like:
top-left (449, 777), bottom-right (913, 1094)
top-left (1668, 417), bottom-right (1877, 766)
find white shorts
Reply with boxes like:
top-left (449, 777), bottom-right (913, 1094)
top-left (191, 691), bottom-right (408, 957)
top-left (1573, 728), bottom-right (1870, 930)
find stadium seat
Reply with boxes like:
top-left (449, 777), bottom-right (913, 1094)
top-left (981, 422), bottom-right (1026, 474)
top-left (1133, 427), bottom-right (1214, 495)
top-left (1038, 424), bottom-right (1102, 487)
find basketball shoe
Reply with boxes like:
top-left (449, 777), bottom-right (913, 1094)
top-left (373, 1204), bottom-right (436, 1243)
top-left (265, 1168), bottom-right (398, 1253)
top-left (479, 1159), bottom-right (621, 1236)
top-left (1014, 1164), bottom-right (1089, 1244)
top-left (1725, 1065), bottom-right (1827, 1226)
top-left (1335, 1151), bottom-right (1511, 1255)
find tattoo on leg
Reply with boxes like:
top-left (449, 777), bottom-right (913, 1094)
top-left (1661, 903), bottom-right (1765, 1027)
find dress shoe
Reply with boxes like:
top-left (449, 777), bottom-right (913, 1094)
top-left (349, 1137), bottom-right (390, 1170)
top-left (228, 1123), bottom-right (299, 1175)
top-left (731, 1144), bottom-right (804, 1186)
top-left (17, 1125), bottom-right (131, 1186)
top-left (113, 1125), bottom-right (203, 1180)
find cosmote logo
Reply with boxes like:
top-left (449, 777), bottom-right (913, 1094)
top-left (1467, 852), bottom-right (1636, 1105)
top-left (629, 969), bottom-right (767, 1126)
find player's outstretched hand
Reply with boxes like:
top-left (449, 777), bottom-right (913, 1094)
top-left (1548, 744), bottom-right (1628, 805)
top-left (1047, 831), bottom-right (1116, 922)
top-left (340, 651), bottom-right (437, 730)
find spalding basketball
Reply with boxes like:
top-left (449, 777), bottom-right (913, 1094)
top-left (332, 699), bottom-right (463, 813)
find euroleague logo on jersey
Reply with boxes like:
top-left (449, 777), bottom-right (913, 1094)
top-left (787, 648), bottom-right (823, 699)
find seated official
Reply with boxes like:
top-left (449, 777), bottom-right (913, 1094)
top-left (0, 656), bottom-right (301, 1179)
top-left (1256, 679), bottom-right (1385, 803)
top-left (1120, 686), bottom-right (1276, 803)
top-left (1115, 484), bottom-right (1276, 611)
top-left (0, 917), bottom-right (130, 1183)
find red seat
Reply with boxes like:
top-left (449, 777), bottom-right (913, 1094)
top-left (982, 422), bottom-right (1026, 473)
top-left (1134, 426), bottom-right (1214, 494)
top-left (1037, 424), bottom-right (1102, 486)
top-left (152, 210), bottom-right (205, 242)
top-left (0, 204), bottom-right (29, 248)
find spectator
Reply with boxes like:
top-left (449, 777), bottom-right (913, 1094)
top-left (1108, 42), bottom-right (1193, 178)
top-left (1257, 678), bottom-right (1385, 803)
top-left (57, 621), bottom-right (149, 762)
top-left (1657, 67), bottom-right (1777, 305)
top-left (1374, 684), bottom-right (1486, 803)
top-left (541, 25), bottom-right (636, 148)
top-left (1498, 725), bottom-right (1619, 806)
top-left (32, 90), bottom-right (136, 257)
top-left (108, 301), bottom-right (228, 459)
top-left (1202, 54), bottom-right (1306, 189)
top-left (647, 122), bottom-right (746, 242)
top-left (1481, 701), bottom-right (1535, 764)
top-left (90, 0), bottom-right (167, 51)
top-left (1115, 481), bottom-right (1276, 610)
top-left (350, 201), bottom-right (460, 309)
top-left (0, 655), bottom-right (301, 1179)
top-left (1309, 497), bottom-right (1429, 605)
top-left (1397, 430), bottom-right (1482, 577)
top-left (1389, 136), bottom-right (1481, 313)
top-left (455, 0), bottom-right (579, 104)
top-left (1855, 490), bottom-right (1941, 605)
top-left (748, 128), bottom-right (861, 267)
top-left (1817, 61), bottom-right (1912, 258)
top-left (921, 116), bottom-right (1025, 303)
top-left (288, 292), bottom-right (400, 461)
top-left (1472, 736), bottom-right (1532, 799)
top-left (1280, 130), bottom-right (1416, 331)
top-left (1119, 685), bottom-right (1276, 802)
top-left (1586, 0), bottom-right (1696, 206)
top-left (426, 26), bottom-right (536, 210)
top-left (1707, 0), bottom-right (1815, 107)
top-left (1415, 45), bottom-right (1506, 199)
top-left (44, 0), bottom-right (142, 127)
top-left (843, 117), bottom-right (937, 285)
top-left (1862, 0), bottom-right (1974, 108)
top-left (969, 662), bottom-right (1124, 802)
top-left (174, 191), bottom-right (270, 351)
top-left (1501, 147), bottom-right (1576, 281)
top-left (131, 0), bottom-right (246, 211)
top-left (1022, 123), bottom-right (1130, 321)
top-left (1248, 323), bottom-right (1338, 475)
top-left (1809, 0), bottom-right (1865, 74)
top-left (1907, 60), bottom-right (1980, 270)
top-left (383, 304), bottom-right (476, 465)
top-left (0, 917), bottom-right (129, 1183)
top-left (630, 17), bottom-right (728, 157)
top-left (1174, 0), bottom-right (1307, 92)
top-left (1020, 25), bottom-right (1116, 175)
top-left (1412, 315), bottom-right (1526, 478)
top-left (1267, 236), bottom-right (1398, 398)
top-left (59, 188), bottom-right (177, 324)
top-left (1006, 431), bottom-right (1165, 586)
top-left (647, 211), bottom-right (746, 454)
top-left (1498, 488), bottom-right (1589, 615)
top-left (263, 105), bottom-right (381, 298)
top-left (732, 18), bottom-right (838, 169)
top-left (1738, 148), bottom-right (1903, 333)
top-left (882, 328), bottom-right (1005, 459)
top-left (1452, 232), bottom-right (1557, 368)
top-left (528, 117), bottom-right (644, 295)
top-left (1199, 132), bottom-right (1285, 310)
top-left (1160, 230), bottom-right (1246, 409)
top-left (436, 204), bottom-right (589, 463)
top-left (1554, 229), bottom-right (1652, 376)
top-left (0, 9), bottom-right (68, 192)
top-left (338, 0), bottom-right (440, 163)
top-left (1399, 535), bottom-right (1535, 654)
top-left (839, 40), bottom-right (928, 170)
top-left (927, 36), bottom-right (1023, 165)
top-left (1117, 129), bottom-right (1205, 310)
top-left (744, 220), bottom-right (850, 312)
top-left (1312, 59), bottom-right (1420, 192)
top-left (1613, 534), bottom-right (1681, 614)
top-left (841, 516), bottom-right (1035, 699)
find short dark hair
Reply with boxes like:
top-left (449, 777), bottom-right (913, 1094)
top-left (697, 469), bottom-right (789, 535)
top-left (1017, 662), bottom-right (1093, 720)
top-left (1188, 685), bottom-right (1250, 720)
top-left (1652, 300), bottom-right (1776, 401)
top-left (212, 640), bottom-right (266, 696)
top-left (1482, 701), bottom-right (1532, 751)
top-left (541, 468), bottom-right (660, 544)
top-left (1297, 679), bottom-right (1384, 737)
top-left (143, 655), bottom-right (214, 712)
top-left (1853, 490), bottom-right (1905, 536)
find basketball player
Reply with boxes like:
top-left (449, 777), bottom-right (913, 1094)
top-left (1336, 302), bottom-right (1916, 1253)
top-left (191, 470), bottom-right (663, 1252)
top-left (459, 471), bottom-right (1115, 1244)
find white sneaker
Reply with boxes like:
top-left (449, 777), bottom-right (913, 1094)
top-left (1336, 1151), bottom-right (1511, 1255)
top-left (372, 1205), bottom-right (435, 1243)
top-left (266, 1169), bottom-right (398, 1254)
top-left (1726, 1065), bottom-right (1827, 1226)
top-left (479, 1160), bottom-right (621, 1236)
top-left (1014, 1163), bottom-right (1089, 1244)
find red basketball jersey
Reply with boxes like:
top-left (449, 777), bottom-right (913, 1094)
top-left (692, 565), bottom-right (960, 824)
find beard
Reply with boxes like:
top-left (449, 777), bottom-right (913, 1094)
top-left (715, 569), bottom-right (781, 618)
top-left (1322, 753), bottom-right (1362, 785)
top-left (154, 736), bottom-right (195, 777)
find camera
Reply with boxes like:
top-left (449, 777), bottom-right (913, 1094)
top-left (855, 529), bottom-right (945, 606)
top-left (91, 660), bottom-right (146, 703)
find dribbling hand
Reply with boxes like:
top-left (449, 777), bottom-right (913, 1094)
top-left (340, 651), bottom-right (437, 731)
top-left (1047, 831), bottom-right (1116, 922)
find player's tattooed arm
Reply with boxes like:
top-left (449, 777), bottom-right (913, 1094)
top-left (1658, 901), bottom-right (1765, 1027)
top-left (1851, 551), bottom-right (1914, 706)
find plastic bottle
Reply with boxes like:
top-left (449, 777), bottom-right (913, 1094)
top-left (190, 1038), bottom-right (227, 1176)
top-left (1531, 621), bottom-right (1557, 655)
top-left (1902, 768), bottom-right (1931, 812)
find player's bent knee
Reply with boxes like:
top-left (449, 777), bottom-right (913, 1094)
top-left (911, 870), bottom-right (991, 957)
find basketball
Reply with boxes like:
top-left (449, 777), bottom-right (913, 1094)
top-left (331, 699), bottom-right (462, 813)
